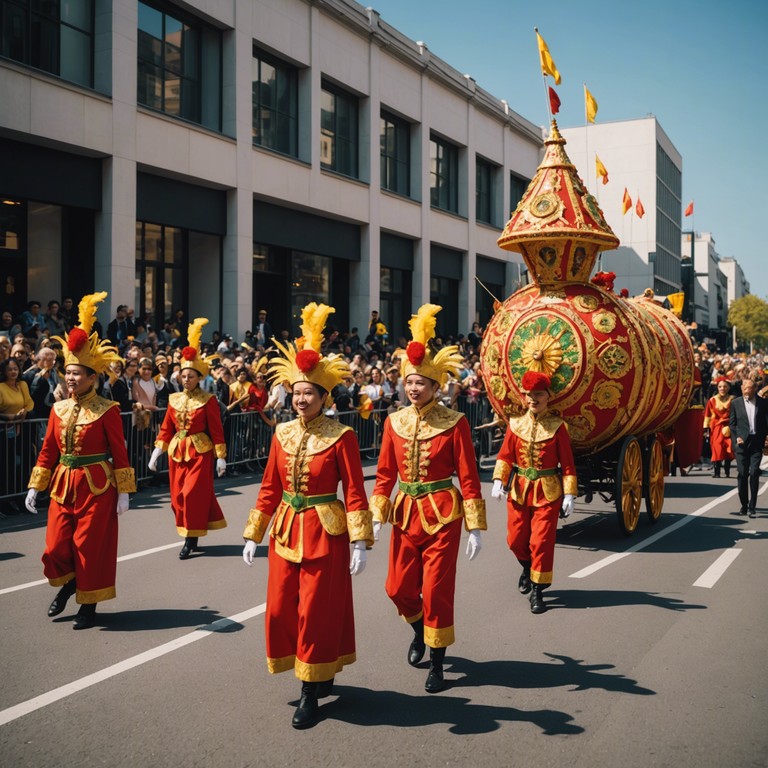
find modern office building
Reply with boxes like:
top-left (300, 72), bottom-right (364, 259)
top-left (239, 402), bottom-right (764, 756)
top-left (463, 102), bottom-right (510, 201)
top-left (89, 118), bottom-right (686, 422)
top-left (718, 256), bottom-right (750, 307)
top-left (0, 0), bottom-right (544, 343)
top-left (560, 116), bottom-right (683, 299)
top-left (681, 231), bottom-right (728, 341)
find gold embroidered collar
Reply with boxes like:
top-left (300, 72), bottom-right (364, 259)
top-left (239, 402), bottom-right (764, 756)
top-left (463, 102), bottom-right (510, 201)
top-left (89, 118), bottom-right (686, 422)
top-left (169, 388), bottom-right (212, 411)
top-left (508, 410), bottom-right (563, 442)
top-left (277, 414), bottom-right (350, 456)
top-left (714, 394), bottom-right (733, 407)
top-left (388, 401), bottom-right (463, 441)
top-left (53, 389), bottom-right (116, 424)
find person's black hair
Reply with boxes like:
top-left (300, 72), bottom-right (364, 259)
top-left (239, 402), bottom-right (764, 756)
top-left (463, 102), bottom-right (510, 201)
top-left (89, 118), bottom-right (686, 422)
top-left (28, 300), bottom-right (41, 309)
top-left (0, 357), bottom-right (20, 381)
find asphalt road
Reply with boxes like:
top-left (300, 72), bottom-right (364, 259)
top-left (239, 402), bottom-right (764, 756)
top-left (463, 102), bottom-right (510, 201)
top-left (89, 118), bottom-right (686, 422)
top-left (1, 463), bottom-right (767, 768)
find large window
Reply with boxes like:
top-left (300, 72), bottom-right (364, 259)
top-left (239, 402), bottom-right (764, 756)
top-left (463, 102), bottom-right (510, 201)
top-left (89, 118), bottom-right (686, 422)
top-left (510, 172), bottom-right (529, 215)
top-left (430, 135), bottom-right (458, 213)
top-left (253, 49), bottom-right (298, 157)
top-left (135, 222), bottom-right (187, 333)
top-left (476, 157), bottom-right (495, 225)
top-left (380, 111), bottom-right (410, 196)
top-left (320, 82), bottom-right (358, 178)
top-left (137, 1), bottom-right (221, 131)
top-left (0, 0), bottom-right (94, 87)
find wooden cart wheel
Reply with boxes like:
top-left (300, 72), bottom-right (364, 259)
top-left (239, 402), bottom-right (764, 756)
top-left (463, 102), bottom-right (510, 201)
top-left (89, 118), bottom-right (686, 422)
top-left (643, 436), bottom-right (664, 524)
top-left (616, 436), bottom-right (642, 535)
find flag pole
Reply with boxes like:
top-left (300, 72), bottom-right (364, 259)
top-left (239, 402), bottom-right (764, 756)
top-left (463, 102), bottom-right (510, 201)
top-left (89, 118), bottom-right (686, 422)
top-left (534, 28), bottom-right (553, 124)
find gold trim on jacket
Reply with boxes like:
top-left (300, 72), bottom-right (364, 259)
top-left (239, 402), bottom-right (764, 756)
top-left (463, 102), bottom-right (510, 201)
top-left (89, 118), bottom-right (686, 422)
top-left (387, 400), bottom-right (463, 442)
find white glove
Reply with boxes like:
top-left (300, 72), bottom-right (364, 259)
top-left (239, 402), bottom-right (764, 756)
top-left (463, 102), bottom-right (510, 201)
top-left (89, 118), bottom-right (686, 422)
top-left (148, 446), bottom-right (163, 472)
top-left (25, 488), bottom-right (38, 514)
top-left (117, 493), bottom-right (129, 515)
top-left (242, 540), bottom-right (257, 566)
top-left (466, 530), bottom-right (482, 561)
top-left (491, 479), bottom-right (507, 500)
top-left (216, 458), bottom-right (227, 477)
top-left (349, 541), bottom-right (367, 576)
top-left (373, 520), bottom-right (382, 541)
top-left (560, 494), bottom-right (575, 519)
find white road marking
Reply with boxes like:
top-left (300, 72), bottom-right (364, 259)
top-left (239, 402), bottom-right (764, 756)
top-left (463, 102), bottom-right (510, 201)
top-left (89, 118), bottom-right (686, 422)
top-left (570, 476), bottom-right (768, 579)
top-left (0, 603), bottom-right (266, 727)
top-left (0, 542), bottom-right (182, 596)
top-left (693, 549), bottom-right (742, 588)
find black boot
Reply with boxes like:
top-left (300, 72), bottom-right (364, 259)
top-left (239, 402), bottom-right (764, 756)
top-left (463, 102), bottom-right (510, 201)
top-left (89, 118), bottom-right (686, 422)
top-left (292, 682), bottom-right (319, 729)
top-left (179, 537), bottom-right (198, 560)
top-left (73, 603), bottom-right (97, 630)
top-left (48, 580), bottom-right (76, 617)
top-left (425, 646), bottom-right (447, 693)
top-left (407, 618), bottom-right (426, 667)
top-left (529, 584), bottom-right (546, 614)
top-left (316, 677), bottom-right (335, 699)
top-left (725, 460), bottom-right (731, 478)
top-left (518, 561), bottom-right (532, 595)
top-left (713, 461), bottom-right (721, 478)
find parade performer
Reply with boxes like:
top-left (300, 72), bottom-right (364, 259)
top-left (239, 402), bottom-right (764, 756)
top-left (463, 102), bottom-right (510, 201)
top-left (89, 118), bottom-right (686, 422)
top-left (370, 304), bottom-right (486, 694)
top-left (148, 318), bottom-right (227, 559)
top-left (491, 371), bottom-right (576, 614)
top-left (25, 293), bottom-right (136, 630)
top-left (704, 377), bottom-right (734, 478)
top-left (241, 303), bottom-right (373, 729)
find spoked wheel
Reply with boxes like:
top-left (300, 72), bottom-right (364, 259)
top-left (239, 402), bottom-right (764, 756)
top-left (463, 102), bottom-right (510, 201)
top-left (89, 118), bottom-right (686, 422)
top-left (643, 436), bottom-right (664, 524)
top-left (616, 436), bottom-right (642, 536)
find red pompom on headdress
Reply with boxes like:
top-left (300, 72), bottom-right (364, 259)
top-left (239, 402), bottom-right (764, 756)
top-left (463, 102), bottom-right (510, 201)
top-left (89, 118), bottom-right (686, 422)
top-left (619, 288), bottom-right (629, 298)
top-left (67, 327), bottom-right (89, 353)
top-left (714, 376), bottom-right (730, 385)
top-left (181, 346), bottom-right (197, 361)
top-left (406, 341), bottom-right (426, 366)
top-left (521, 371), bottom-right (551, 393)
top-left (296, 349), bottom-right (320, 373)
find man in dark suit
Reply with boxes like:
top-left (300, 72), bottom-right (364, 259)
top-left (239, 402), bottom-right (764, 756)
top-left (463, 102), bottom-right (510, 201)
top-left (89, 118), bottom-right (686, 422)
top-left (254, 309), bottom-right (273, 349)
top-left (106, 304), bottom-right (136, 351)
top-left (729, 377), bottom-right (768, 517)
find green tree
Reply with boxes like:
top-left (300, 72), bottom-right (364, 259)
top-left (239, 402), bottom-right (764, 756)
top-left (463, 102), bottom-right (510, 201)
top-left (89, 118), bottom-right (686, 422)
top-left (728, 294), bottom-right (768, 349)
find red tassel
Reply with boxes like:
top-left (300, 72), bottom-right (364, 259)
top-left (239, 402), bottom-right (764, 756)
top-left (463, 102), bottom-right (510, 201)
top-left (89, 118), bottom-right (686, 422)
top-left (406, 341), bottom-right (426, 366)
top-left (296, 349), bottom-right (320, 373)
top-left (181, 346), bottom-right (197, 360)
top-left (67, 328), bottom-right (88, 352)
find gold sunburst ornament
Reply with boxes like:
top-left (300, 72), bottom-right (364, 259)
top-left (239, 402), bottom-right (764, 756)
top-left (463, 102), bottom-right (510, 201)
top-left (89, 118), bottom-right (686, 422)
top-left (520, 333), bottom-right (563, 376)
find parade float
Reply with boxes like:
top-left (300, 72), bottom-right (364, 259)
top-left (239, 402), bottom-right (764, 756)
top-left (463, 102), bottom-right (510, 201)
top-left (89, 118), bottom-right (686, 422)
top-left (479, 121), bottom-right (696, 535)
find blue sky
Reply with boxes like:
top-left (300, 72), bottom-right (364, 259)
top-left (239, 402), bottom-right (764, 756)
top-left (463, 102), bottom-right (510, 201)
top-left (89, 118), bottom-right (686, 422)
top-left (371, 0), bottom-right (768, 298)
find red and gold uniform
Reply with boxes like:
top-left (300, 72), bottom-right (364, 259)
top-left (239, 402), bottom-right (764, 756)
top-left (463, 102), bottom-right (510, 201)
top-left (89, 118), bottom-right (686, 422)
top-left (243, 414), bottom-right (373, 682)
top-left (370, 401), bottom-right (486, 648)
top-left (493, 410), bottom-right (577, 586)
top-left (29, 390), bottom-right (136, 603)
top-left (704, 393), bottom-right (734, 463)
top-left (155, 388), bottom-right (227, 537)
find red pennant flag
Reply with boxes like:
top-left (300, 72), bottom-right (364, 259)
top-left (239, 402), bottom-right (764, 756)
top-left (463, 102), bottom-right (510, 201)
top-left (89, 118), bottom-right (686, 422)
top-left (548, 87), bottom-right (561, 115)
top-left (684, 201), bottom-right (694, 216)
top-left (622, 188), bottom-right (632, 215)
top-left (635, 198), bottom-right (645, 218)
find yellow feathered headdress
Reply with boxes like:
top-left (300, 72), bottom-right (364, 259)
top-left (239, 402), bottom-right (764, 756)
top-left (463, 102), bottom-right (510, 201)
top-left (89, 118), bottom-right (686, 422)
top-left (401, 303), bottom-right (463, 386)
top-left (269, 302), bottom-right (350, 400)
top-left (54, 292), bottom-right (122, 375)
top-left (180, 317), bottom-right (217, 377)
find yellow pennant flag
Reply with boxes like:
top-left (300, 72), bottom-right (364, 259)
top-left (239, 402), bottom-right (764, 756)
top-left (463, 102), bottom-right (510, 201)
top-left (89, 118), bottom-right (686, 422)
top-left (585, 85), bottom-right (598, 123)
top-left (595, 154), bottom-right (609, 185)
top-left (535, 28), bottom-right (561, 85)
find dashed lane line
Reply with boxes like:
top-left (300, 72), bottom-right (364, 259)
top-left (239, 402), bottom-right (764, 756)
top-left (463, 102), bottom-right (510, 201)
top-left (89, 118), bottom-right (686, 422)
top-left (693, 548), bottom-right (743, 588)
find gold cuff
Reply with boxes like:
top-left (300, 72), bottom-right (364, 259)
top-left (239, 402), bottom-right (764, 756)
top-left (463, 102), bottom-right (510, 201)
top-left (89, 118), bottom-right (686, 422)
top-left (28, 466), bottom-right (52, 491)
top-left (114, 467), bottom-right (137, 494)
top-left (243, 508), bottom-right (271, 543)
top-left (346, 508), bottom-right (374, 547)
top-left (492, 460), bottom-right (511, 485)
top-left (369, 494), bottom-right (392, 524)
top-left (563, 475), bottom-right (578, 496)
top-left (215, 443), bottom-right (227, 459)
top-left (463, 498), bottom-right (487, 531)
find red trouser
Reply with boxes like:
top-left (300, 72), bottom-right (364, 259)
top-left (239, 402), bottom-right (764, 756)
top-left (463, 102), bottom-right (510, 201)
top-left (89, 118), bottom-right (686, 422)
top-left (507, 498), bottom-right (560, 586)
top-left (265, 534), bottom-right (355, 682)
top-left (385, 515), bottom-right (462, 648)
top-left (42, 483), bottom-right (119, 604)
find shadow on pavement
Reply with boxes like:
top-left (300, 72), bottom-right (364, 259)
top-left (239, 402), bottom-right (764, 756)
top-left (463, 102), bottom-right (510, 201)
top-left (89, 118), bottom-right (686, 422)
top-left (544, 589), bottom-right (706, 612)
top-left (319, 682), bottom-right (585, 736)
top-left (96, 607), bottom-right (241, 632)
